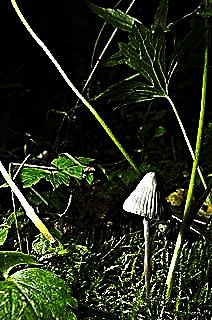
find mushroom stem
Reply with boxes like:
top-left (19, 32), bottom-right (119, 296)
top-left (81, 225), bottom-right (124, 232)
top-left (143, 217), bottom-right (151, 297)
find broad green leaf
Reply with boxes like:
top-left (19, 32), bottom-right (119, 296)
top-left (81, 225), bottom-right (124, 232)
top-left (0, 268), bottom-right (77, 320)
top-left (86, 1), bottom-right (137, 32)
top-left (52, 154), bottom-right (94, 182)
top-left (46, 170), bottom-right (70, 189)
top-left (20, 167), bottom-right (51, 188)
top-left (0, 251), bottom-right (38, 279)
top-left (52, 154), bottom-right (84, 179)
top-left (20, 167), bottom-right (70, 189)
top-left (20, 154), bottom-right (95, 189)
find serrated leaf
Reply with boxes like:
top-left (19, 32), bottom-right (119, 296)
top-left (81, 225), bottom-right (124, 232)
top-left (0, 268), bottom-right (77, 320)
top-left (86, 1), bottom-right (137, 32)
top-left (95, 17), bottom-right (168, 105)
top-left (20, 167), bottom-right (51, 188)
top-left (0, 251), bottom-right (38, 279)
top-left (129, 22), bottom-right (167, 91)
top-left (52, 154), bottom-right (94, 181)
top-left (46, 171), bottom-right (70, 189)
top-left (52, 154), bottom-right (84, 179)
top-left (20, 154), bottom-right (95, 190)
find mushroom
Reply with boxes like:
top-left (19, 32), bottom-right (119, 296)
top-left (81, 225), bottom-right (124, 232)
top-left (123, 171), bottom-right (164, 297)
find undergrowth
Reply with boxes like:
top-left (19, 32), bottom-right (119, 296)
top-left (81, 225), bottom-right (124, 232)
top-left (0, 0), bottom-right (212, 319)
top-left (43, 224), bottom-right (211, 319)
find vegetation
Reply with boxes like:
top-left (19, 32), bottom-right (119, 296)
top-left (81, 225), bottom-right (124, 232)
top-left (0, 0), bottom-right (211, 319)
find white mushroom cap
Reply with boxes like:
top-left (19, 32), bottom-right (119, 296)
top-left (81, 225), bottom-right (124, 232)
top-left (123, 172), bottom-right (164, 220)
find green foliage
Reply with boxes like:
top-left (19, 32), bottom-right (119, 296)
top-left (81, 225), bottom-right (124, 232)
top-left (0, 251), bottom-right (38, 278)
top-left (32, 234), bottom-right (69, 258)
top-left (0, 251), bottom-right (77, 320)
top-left (87, 0), bottom-right (211, 307)
top-left (85, 0), bottom-right (136, 32)
top-left (88, 0), bottom-right (171, 106)
top-left (20, 153), bottom-right (95, 189)
top-left (91, 0), bottom-right (203, 109)
top-left (0, 211), bottom-right (23, 246)
top-left (2, 0), bottom-right (211, 318)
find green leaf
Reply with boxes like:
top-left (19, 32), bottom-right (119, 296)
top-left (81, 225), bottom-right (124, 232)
top-left (94, 79), bottom-right (164, 107)
top-left (20, 167), bottom-right (70, 190)
top-left (86, 1), bottom-right (136, 32)
top-left (95, 17), bottom-right (168, 105)
top-left (32, 234), bottom-right (68, 257)
top-left (20, 167), bottom-right (52, 188)
top-left (0, 212), bottom-right (24, 246)
top-left (153, 125), bottom-right (167, 138)
top-left (20, 154), bottom-right (95, 189)
top-left (0, 228), bottom-right (10, 247)
top-left (0, 268), bottom-right (77, 320)
top-left (47, 171), bottom-right (70, 189)
top-left (77, 156), bottom-right (95, 165)
top-left (152, 0), bottom-right (169, 32)
top-left (104, 51), bottom-right (126, 67)
top-left (0, 251), bottom-right (38, 279)
top-left (52, 154), bottom-right (94, 181)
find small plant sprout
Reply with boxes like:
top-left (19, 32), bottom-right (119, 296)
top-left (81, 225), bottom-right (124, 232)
top-left (123, 172), bottom-right (164, 297)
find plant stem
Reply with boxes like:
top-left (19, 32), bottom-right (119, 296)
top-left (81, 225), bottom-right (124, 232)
top-left (10, 0), bottom-right (140, 176)
top-left (143, 217), bottom-right (151, 297)
top-left (165, 8), bottom-right (209, 299)
top-left (165, 95), bottom-right (207, 190)
top-left (0, 161), bottom-right (55, 243)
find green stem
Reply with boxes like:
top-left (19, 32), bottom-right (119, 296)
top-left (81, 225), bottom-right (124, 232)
top-left (165, 95), bottom-right (207, 190)
top-left (10, 0), bottom-right (140, 176)
top-left (165, 9), bottom-right (209, 299)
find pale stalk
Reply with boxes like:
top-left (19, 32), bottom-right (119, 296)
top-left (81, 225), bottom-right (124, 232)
top-left (0, 161), bottom-right (55, 242)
